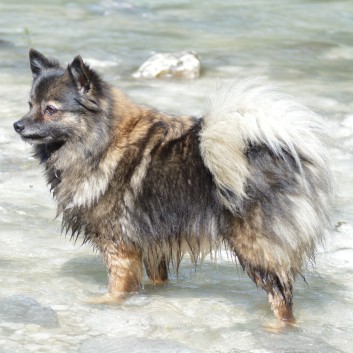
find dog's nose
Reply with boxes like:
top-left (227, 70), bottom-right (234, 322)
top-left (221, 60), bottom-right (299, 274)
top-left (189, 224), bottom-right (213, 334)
top-left (13, 121), bottom-right (25, 133)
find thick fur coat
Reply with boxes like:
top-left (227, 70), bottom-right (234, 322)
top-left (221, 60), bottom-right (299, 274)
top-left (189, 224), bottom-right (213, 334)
top-left (13, 49), bottom-right (335, 323)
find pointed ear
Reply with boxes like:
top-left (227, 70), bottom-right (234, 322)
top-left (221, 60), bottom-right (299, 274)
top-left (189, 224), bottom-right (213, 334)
top-left (29, 48), bottom-right (59, 78)
top-left (68, 55), bottom-right (92, 94)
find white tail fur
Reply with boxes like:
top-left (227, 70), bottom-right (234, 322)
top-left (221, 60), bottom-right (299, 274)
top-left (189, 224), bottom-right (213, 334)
top-left (200, 78), bottom-right (334, 211)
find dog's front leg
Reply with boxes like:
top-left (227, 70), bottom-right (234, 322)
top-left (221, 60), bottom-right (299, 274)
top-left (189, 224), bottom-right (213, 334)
top-left (90, 240), bottom-right (143, 303)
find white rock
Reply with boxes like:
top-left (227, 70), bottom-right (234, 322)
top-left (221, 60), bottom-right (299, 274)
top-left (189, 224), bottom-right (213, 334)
top-left (133, 51), bottom-right (201, 79)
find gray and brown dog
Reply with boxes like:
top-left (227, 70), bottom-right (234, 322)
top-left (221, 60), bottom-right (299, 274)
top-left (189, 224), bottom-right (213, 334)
top-left (14, 49), bottom-right (334, 324)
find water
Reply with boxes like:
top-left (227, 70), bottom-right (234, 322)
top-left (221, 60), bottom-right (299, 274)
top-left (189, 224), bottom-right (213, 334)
top-left (1, 0), bottom-right (353, 352)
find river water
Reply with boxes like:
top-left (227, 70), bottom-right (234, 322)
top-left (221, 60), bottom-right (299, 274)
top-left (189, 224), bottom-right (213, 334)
top-left (1, 0), bottom-right (353, 352)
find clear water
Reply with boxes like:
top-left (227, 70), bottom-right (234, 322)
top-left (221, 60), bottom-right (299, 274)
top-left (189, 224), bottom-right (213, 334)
top-left (1, 1), bottom-right (353, 352)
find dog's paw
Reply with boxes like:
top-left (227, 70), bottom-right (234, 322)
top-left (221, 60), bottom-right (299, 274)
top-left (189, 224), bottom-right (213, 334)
top-left (85, 292), bottom-right (127, 305)
top-left (263, 319), bottom-right (298, 333)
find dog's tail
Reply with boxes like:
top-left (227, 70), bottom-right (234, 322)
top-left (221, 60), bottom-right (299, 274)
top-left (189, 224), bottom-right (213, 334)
top-left (200, 79), bottom-right (335, 266)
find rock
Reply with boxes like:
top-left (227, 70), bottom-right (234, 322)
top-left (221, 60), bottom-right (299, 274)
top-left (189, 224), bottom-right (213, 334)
top-left (133, 51), bottom-right (201, 79)
top-left (0, 295), bottom-right (59, 328)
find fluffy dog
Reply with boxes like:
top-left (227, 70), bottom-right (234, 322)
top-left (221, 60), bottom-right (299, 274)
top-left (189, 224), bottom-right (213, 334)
top-left (13, 49), bottom-right (334, 323)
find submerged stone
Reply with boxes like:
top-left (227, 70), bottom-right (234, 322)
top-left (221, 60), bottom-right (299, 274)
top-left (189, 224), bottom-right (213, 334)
top-left (0, 295), bottom-right (59, 328)
top-left (133, 51), bottom-right (201, 79)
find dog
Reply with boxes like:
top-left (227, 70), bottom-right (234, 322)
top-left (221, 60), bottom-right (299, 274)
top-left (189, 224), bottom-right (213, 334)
top-left (13, 49), bottom-right (334, 324)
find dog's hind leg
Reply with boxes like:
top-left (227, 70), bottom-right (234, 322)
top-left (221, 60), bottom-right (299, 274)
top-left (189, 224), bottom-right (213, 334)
top-left (99, 240), bottom-right (143, 299)
top-left (239, 258), bottom-right (295, 324)
top-left (144, 255), bottom-right (168, 284)
top-left (229, 214), bottom-right (296, 324)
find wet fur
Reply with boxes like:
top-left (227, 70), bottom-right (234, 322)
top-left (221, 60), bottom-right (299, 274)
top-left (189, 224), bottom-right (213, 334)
top-left (14, 50), bottom-right (335, 323)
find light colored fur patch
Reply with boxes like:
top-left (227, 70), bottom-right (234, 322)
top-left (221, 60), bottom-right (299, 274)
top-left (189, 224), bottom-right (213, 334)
top-left (63, 151), bottom-right (120, 209)
top-left (123, 147), bottom-right (153, 211)
top-left (130, 153), bottom-right (151, 193)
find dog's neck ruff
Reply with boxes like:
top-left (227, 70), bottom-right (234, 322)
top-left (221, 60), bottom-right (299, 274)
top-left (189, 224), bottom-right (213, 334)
top-left (43, 136), bottom-right (117, 213)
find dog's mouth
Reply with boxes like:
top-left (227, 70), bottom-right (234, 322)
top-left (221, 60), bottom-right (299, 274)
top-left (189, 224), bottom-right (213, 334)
top-left (21, 133), bottom-right (52, 145)
top-left (22, 133), bottom-right (44, 140)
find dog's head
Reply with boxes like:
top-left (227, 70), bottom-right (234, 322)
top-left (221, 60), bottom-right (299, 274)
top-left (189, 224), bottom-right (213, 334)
top-left (13, 49), bottom-right (110, 147)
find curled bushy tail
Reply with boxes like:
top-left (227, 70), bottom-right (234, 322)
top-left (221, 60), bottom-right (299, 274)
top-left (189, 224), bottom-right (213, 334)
top-left (200, 79), bottom-right (335, 268)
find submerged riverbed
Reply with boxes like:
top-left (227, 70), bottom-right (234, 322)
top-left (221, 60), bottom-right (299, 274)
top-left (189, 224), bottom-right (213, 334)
top-left (1, 1), bottom-right (353, 352)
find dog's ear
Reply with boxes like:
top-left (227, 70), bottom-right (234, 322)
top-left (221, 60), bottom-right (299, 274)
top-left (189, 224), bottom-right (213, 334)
top-left (29, 49), bottom-right (59, 78)
top-left (67, 56), bottom-right (103, 110)
top-left (68, 55), bottom-right (92, 94)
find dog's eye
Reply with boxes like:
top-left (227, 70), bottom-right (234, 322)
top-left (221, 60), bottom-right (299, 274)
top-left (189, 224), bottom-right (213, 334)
top-left (44, 105), bottom-right (57, 116)
top-left (28, 102), bottom-right (33, 109)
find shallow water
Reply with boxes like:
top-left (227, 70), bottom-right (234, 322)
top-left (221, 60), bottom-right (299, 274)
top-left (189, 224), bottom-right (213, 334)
top-left (1, 0), bottom-right (353, 352)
